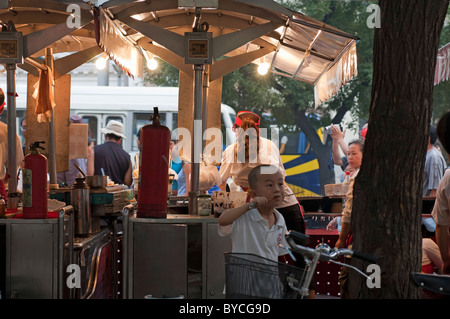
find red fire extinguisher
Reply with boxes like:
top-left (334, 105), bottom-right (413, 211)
top-left (22, 141), bottom-right (48, 219)
top-left (137, 107), bottom-right (170, 218)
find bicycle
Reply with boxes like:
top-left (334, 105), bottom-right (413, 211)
top-left (224, 230), bottom-right (378, 299)
top-left (411, 272), bottom-right (450, 297)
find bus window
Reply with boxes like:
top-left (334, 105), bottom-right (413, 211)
top-left (132, 113), bottom-right (152, 152)
top-left (277, 132), bottom-right (313, 155)
top-left (222, 112), bottom-right (236, 147)
top-left (82, 116), bottom-right (98, 145)
top-left (297, 132), bottom-right (311, 154)
top-left (172, 112), bottom-right (178, 134)
top-left (150, 111), bottom-right (166, 126)
top-left (0, 110), bottom-right (26, 146)
top-left (105, 116), bottom-right (123, 124)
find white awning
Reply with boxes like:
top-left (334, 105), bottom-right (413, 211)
top-left (99, 0), bottom-right (358, 106)
top-left (434, 42), bottom-right (450, 85)
top-left (0, 0), bottom-right (359, 106)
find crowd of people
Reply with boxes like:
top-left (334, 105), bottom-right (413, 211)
top-left (1, 96), bottom-right (450, 299)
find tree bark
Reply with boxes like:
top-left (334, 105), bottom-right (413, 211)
top-left (349, 0), bottom-right (449, 298)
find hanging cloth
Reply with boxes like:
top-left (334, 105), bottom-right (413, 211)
top-left (33, 65), bottom-right (55, 123)
top-left (94, 7), bottom-right (144, 79)
top-left (434, 42), bottom-right (450, 86)
top-left (314, 41), bottom-right (358, 107)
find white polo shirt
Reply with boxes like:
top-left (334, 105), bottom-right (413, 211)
top-left (218, 208), bottom-right (288, 262)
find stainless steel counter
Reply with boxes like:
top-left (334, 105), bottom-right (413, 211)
top-left (0, 207), bottom-right (73, 299)
top-left (122, 209), bottom-right (231, 299)
top-left (133, 213), bottom-right (219, 224)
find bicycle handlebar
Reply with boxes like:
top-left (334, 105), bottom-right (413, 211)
top-left (286, 229), bottom-right (310, 246)
top-left (285, 230), bottom-right (378, 264)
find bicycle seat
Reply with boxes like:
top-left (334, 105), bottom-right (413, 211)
top-left (411, 273), bottom-right (450, 295)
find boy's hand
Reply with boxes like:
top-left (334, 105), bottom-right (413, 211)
top-left (249, 196), bottom-right (268, 209)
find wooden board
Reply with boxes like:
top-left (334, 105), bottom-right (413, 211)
top-left (26, 73), bottom-right (71, 172)
top-left (177, 69), bottom-right (222, 163)
top-left (68, 123), bottom-right (88, 159)
top-left (324, 183), bottom-right (349, 197)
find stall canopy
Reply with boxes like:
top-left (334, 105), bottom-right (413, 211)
top-left (0, 0), bottom-right (359, 107)
top-left (434, 42), bottom-right (450, 86)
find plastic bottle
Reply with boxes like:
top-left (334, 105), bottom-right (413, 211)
top-left (344, 171), bottom-right (351, 183)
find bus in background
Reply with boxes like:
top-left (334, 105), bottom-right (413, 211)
top-left (4, 83), bottom-right (320, 196)
top-left (70, 86), bottom-right (236, 156)
top-left (262, 113), bottom-right (322, 197)
top-left (279, 130), bottom-right (322, 197)
top-left (3, 85), bottom-right (236, 165)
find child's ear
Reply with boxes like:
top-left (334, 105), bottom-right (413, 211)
top-left (249, 190), bottom-right (257, 199)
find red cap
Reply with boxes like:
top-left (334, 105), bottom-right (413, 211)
top-left (234, 111), bottom-right (260, 127)
top-left (360, 127), bottom-right (368, 138)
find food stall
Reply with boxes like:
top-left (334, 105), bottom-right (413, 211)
top-left (0, 0), bottom-right (360, 299)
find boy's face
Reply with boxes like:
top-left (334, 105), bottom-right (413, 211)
top-left (251, 170), bottom-right (285, 206)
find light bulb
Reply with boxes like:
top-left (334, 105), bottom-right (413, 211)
top-left (95, 57), bottom-right (107, 70)
top-left (147, 58), bottom-right (158, 71)
top-left (257, 63), bottom-right (270, 75)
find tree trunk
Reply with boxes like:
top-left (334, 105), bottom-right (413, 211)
top-left (297, 110), bottom-right (334, 194)
top-left (349, 0), bottom-right (449, 298)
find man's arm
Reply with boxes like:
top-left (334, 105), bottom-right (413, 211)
top-left (123, 162), bottom-right (132, 186)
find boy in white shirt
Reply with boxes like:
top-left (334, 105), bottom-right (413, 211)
top-left (218, 164), bottom-right (288, 262)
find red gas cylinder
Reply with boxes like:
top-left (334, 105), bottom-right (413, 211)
top-left (22, 141), bottom-right (48, 219)
top-left (137, 107), bottom-right (170, 218)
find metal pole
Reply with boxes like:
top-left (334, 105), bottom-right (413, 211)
top-left (189, 64), bottom-right (203, 214)
top-left (45, 48), bottom-right (58, 189)
top-left (201, 65), bottom-right (209, 151)
top-left (6, 63), bottom-right (18, 209)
